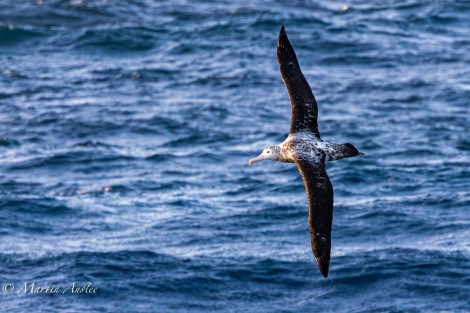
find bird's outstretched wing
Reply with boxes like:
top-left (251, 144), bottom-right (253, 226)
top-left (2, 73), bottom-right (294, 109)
top-left (277, 26), bottom-right (321, 138)
top-left (295, 158), bottom-right (333, 277)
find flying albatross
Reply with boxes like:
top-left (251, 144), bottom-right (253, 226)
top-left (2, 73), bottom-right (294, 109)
top-left (249, 26), bottom-right (364, 278)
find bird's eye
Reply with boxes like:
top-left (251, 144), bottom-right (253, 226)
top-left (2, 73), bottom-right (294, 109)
top-left (267, 151), bottom-right (270, 153)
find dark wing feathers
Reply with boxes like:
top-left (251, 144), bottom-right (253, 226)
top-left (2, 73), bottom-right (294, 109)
top-left (278, 26), bottom-right (334, 277)
top-left (277, 26), bottom-right (321, 138)
top-left (295, 158), bottom-right (334, 278)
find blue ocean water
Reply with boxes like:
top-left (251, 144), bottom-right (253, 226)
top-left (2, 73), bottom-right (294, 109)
top-left (1, 0), bottom-right (469, 312)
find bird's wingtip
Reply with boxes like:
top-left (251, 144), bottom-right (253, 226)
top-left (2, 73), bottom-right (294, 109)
top-left (316, 256), bottom-right (330, 278)
top-left (278, 25), bottom-right (289, 48)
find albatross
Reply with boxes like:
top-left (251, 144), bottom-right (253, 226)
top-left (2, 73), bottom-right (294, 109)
top-left (249, 26), bottom-right (364, 278)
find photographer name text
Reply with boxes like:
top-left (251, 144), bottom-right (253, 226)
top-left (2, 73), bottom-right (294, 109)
top-left (2, 282), bottom-right (98, 294)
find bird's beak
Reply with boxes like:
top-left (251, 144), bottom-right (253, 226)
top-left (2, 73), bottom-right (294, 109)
top-left (249, 154), bottom-right (264, 165)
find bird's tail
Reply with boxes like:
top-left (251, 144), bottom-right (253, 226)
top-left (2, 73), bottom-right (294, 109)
top-left (340, 143), bottom-right (364, 158)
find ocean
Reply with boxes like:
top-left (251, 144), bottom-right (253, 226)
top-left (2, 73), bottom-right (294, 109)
top-left (1, 0), bottom-right (469, 312)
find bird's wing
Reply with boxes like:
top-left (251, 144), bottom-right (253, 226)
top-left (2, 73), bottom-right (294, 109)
top-left (277, 26), bottom-right (321, 138)
top-left (295, 158), bottom-right (333, 278)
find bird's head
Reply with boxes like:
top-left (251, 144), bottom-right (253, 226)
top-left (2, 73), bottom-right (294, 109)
top-left (249, 146), bottom-right (280, 165)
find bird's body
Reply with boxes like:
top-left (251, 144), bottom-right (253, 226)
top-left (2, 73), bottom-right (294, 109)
top-left (275, 132), bottom-right (360, 164)
top-left (249, 26), bottom-right (363, 278)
